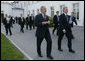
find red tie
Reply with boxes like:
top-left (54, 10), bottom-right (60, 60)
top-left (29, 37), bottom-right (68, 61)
top-left (44, 14), bottom-right (46, 21)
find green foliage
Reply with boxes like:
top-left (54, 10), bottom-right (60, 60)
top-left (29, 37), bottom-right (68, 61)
top-left (49, 16), bottom-right (54, 27)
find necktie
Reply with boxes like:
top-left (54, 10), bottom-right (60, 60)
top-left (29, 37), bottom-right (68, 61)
top-left (44, 14), bottom-right (46, 21)
top-left (66, 15), bottom-right (69, 22)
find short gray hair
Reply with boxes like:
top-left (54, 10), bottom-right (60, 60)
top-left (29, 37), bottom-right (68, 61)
top-left (63, 6), bottom-right (68, 12)
top-left (40, 6), bottom-right (46, 12)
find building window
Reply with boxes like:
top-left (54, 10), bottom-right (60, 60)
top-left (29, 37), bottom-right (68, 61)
top-left (60, 5), bottom-right (65, 14)
top-left (24, 2), bottom-right (26, 7)
top-left (50, 6), bottom-right (54, 17)
top-left (21, 3), bottom-right (22, 8)
top-left (73, 3), bottom-right (79, 20)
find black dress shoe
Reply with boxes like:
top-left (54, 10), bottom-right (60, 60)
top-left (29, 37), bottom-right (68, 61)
top-left (69, 50), bottom-right (75, 53)
top-left (58, 48), bottom-right (63, 52)
top-left (38, 54), bottom-right (43, 57)
top-left (10, 34), bottom-right (12, 36)
top-left (47, 55), bottom-right (53, 59)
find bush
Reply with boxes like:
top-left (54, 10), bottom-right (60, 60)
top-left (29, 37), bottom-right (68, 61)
top-left (49, 17), bottom-right (54, 27)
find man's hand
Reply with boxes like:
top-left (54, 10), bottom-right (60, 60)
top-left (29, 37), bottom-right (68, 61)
top-left (42, 21), bottom-right (47, 24)
top-left (42, 21), bottom-right (50, 25)
top-left (47, 21), bottom-right (50, 24)
top-left (62, 29), bottom-right (66, 33)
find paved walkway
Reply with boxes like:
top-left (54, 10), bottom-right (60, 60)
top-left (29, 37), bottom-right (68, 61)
top-left (1, 23), bottom-right (84, 60)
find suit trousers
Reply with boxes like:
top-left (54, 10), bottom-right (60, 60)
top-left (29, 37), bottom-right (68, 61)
top-left (58, 31), bottom-right (73, 50)
top-left (5, 24), bottom-right (12, 35)
top-left (36, 32), bottom-right (52, 56)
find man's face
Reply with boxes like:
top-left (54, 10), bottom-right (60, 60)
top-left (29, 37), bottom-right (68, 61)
top-left (28, 15), bottom-right (29, 17)
top-left (5, 14), bottom-right (8, 17)
top-left (21, 14), bottom-right (23, 17)
top-left (64, 8), bottom-right (68, 13)
top-left (42, 7), bottom-right (46, 14)
top-left (57, 12), bottom-right (59, 15)
top-left (8, 15), bottom-right (10, 18)
top-left (71, 13), bottom-right (74, 16)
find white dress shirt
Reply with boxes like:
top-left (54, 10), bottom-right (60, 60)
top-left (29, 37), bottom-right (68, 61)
top-left (6, 17), bottom-right (10, 24)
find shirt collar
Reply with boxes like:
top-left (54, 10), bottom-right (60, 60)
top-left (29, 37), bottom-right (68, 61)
top-left (41, 13), bottom-right (46, 17)
top-left (63, 12), bottom-right (67, 16)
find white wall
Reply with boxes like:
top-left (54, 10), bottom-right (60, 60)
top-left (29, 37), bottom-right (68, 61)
top-left (1, 2), bottom-right (12, 16)
top-left (12, 9), bottom-right (24, 17)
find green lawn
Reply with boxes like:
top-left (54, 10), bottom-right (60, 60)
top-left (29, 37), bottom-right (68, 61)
top-left (1, 33), bottom-right (24, 60)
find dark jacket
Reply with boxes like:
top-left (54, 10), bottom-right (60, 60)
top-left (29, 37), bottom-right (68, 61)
top-left (26, 16), bottom-right (30, 24)
top-left (30, 16), bottom-right (35, 24)
top-left (34, 13), bottom-right (50, 38)
top-left (3, 17), bottom-right (12, 27)
top-left (18, 17), bottom-right (25, 26)
top-left (58, 13), bottom-right (71, 34)
top-left (53, 15), bottom-right (59, 26)
top-left (69, 16), bottom-right (77, 27)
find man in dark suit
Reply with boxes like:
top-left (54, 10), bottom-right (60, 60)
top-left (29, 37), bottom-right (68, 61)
top-left (18, 14), bottom-right (25, 33)
top-left (26, 14), bottom-right (30, 30)
top-left (58, 7), bottom-right (75, 53)
top-left (15, 16), bottom-right (18, 23)
top-left (3, 14), bottom-right (12, 36)
top-left (31, 14), bottom-right (35, 29)
top-left (10, 16), bottom-right (14, 28)
top-left (52, 11), bottom-right (60, 35)
top-left (69, 12), bottom-right (77, 39)
top-left (34, 6), bottom-right (53, 59)
top-left (29, 14), bottom-right (34, 30)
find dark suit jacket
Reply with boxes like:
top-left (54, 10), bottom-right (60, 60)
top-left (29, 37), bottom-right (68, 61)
top-left (34, 13), bottom-right (50, 38)
top-left (53, 15), bottom-right (59, 26)
top-left (58, 13), bottom-right (72, 35)
top-left (26, 17), bottom-right (30, 24)
top-left (30, 16), bottom-right (34, 24)
top-left (18, 17), bottom-right (25, 27)
top-left (69, 16), bottom-right (77, 27)
top-left (3, 17), bottom-right (12, 27)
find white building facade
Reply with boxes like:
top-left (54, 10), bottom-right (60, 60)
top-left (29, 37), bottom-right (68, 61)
top-left (1, 1), bottom-right (84, 26)
top-left (27, 1), bottom-right (84, 26)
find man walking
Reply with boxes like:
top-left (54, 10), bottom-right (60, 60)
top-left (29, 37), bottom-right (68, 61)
top-left (18, 14), bottom-right (25, 33)
top-left (57, 7), bottom-right (75, 53)
top-left (35, 6), bottom-right (53, 59)
top-left (3, 14), bottom-right (12, 36)
top-left (69, 12), bottom-right (77, 39)
top-left (26, 14), bottom-right (30, 30)
top-left (52, 11), bottom-right (60, 35)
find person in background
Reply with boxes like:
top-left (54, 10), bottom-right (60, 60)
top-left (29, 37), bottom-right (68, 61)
top-left (52, 11), bottom-right (60, 35)
top-left (26, 14), bottom-right (30, 30)
top-left (10, 16), bottom-right (14, 28)
top-left (3, 14), bottom-right (12, 36)
top-left (18, 14), bottom-right (25, 33)
top-left (69, 12), bottom-right (77, 39)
